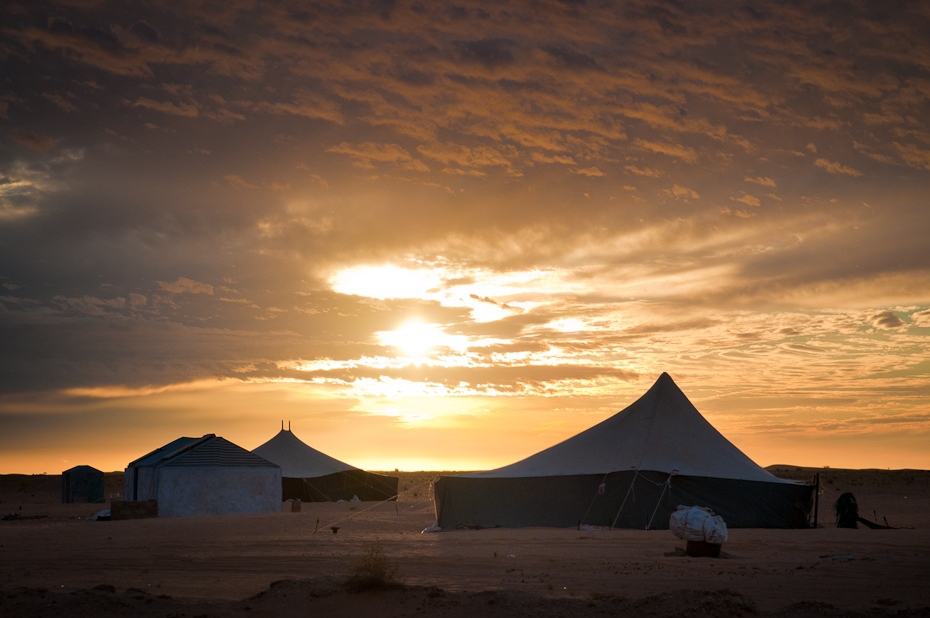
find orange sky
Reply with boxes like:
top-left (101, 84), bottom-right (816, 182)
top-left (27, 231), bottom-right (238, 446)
top-left (1, 1), bottom-right (929, 474)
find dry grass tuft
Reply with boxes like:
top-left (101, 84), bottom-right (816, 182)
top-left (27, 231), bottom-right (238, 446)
top-left (345, 543), bottom-right (404, 592)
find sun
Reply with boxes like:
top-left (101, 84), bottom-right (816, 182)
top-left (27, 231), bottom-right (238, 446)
top-left (377, 321), bottom-right (462, 358)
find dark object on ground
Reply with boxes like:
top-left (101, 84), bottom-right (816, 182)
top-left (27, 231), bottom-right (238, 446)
top-left (834, 492), bottom-right (898, 529)
top-left (835, 492), bottom-right (859, 528)
top-left (857, 516), bottom-right (896, 529)
top-left (2, 512), bottom-right (47, 521)
top-left (61, 465), bottom-right (105, 504)
top-left (110, 499), bottom-right (158, 520)
top-left (686, 540), bottom-right (722, 557)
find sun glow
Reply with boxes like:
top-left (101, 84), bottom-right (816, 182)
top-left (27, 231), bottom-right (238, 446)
top-left (327, 263), bottom-right (582, 323)
top-left (330, 265), bottom-right (443, 300)
top-left (377, 321), bottom-right (468, 358)
top-left (547, 317), bottom-right (588, 332)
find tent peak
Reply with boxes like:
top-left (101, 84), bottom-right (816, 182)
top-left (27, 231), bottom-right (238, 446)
top-left (253, 426), bottom-right (357, 477)
top-left (654, 371), bottom-right (674, 384)
top-left (461, 371), bottom-right (787, 484)
top-left (649, 372), bottom-right (684, 395)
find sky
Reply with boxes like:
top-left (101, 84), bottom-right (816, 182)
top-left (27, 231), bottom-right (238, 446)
top-left (2, 0), bottom-right (930, 474)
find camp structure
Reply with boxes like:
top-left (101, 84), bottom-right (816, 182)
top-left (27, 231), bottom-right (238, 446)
top-left (252, 426), bottom-right (399, 502)
top-left (123, 434), bottom-right (281, 517)
top-left (61, 465), bottom-right (105, 503)
top-left (434, 373), bottom-right (814, 530)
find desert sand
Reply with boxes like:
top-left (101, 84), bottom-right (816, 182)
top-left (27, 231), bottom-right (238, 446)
top-left (1, 468), bottom-right (929, 617)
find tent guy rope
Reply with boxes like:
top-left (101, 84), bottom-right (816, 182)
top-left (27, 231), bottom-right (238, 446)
top-left (312, 475), bottom-right (440, 533)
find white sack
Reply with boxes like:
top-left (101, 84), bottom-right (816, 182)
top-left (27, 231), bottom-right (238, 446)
top-left (669, 506), bottom-right (689, 539)
top-left (669, 505), bottom-right (726, 543)
top-left (703, 513), bottom-right (728, 544)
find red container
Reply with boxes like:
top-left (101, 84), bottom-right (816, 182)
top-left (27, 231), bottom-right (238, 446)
top-left (685, 540), bottom-right (721, 557)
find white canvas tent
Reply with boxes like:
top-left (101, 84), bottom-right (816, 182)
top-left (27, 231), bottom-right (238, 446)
top-left (252, 427), bottom-right (398, 502)
top-left (434, 373), bottom-right (813, 529)
top-left (124, 434), bottom-right (282, 517)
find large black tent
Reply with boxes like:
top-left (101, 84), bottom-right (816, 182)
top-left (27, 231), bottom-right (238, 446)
top-left (252, 427), bottom-right (398, 502)
top-left (434, 373), bottom-right (813, 529)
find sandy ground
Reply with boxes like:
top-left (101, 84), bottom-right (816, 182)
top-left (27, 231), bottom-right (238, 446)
top-left (1, 469), bottom-right (929, 617)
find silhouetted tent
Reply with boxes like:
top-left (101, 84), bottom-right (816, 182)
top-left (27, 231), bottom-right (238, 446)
top-left (61, 465), bottom-right (105, 504)
top-left (434, 373), bottom-right (814, 530)
top-left (124, 434), bottom-right (281, 517)
top-left (252, 428), bottom-right (399, 502)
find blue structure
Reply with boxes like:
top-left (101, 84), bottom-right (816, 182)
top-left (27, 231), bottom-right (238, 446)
top-left (62, 465), bottom-right (105, 503)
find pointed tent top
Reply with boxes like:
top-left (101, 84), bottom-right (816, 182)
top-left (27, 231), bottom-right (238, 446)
top-left (252, 428), bottom-right (357, 478)
top-left (463, 373), bottom-right (789, 483)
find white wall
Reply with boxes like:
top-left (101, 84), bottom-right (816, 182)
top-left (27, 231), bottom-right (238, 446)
top-left (156, 466), bottom-right (282, 517)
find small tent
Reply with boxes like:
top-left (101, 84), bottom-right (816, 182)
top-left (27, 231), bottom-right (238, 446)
top-left (252, 427), bottom-right (398, 502)
top-left (124, 434), bottom-right (281, 517)
top-left (61, 465), bottom-right (105, 503)
top-left (434, 373), bottom-right (813, 529)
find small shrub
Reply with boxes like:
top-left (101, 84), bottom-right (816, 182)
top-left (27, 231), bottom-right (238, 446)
top-left (345, 544), bottom-right (404, 592)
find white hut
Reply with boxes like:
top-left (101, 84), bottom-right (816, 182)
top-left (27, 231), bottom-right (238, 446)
top-left (124, 434), bottom-right (281, 517)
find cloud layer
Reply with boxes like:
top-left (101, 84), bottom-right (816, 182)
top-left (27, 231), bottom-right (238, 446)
top-left (2, 0), bottom-right (930, 471)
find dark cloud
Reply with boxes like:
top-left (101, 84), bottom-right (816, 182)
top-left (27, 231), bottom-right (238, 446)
top-left (369, 0), bottom-right (397, 20)
top-left (456, 37), bottom-right (516, 68)
top-left (734, 209), bottom-right (930, 304)
top-left (131, 20), bottom-right (161, 43)
top-left (11, 132), bottom-right (56, 152)
top-left (542, 45), bottom-right (600, 70)
top-left (46, 16), bottom-right (74, 35)
top-left (78, 25), bottom-right (121, 51)
top-left (871, 310), bottom-right (904, 330)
